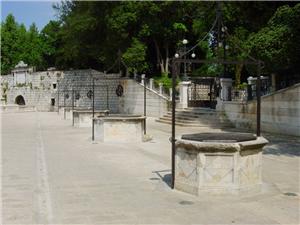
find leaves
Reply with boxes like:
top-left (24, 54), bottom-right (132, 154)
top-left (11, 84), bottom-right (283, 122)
top-left (1, 2), bottom-right (299, 78)
top-left (122, 38), bottom-right (148, 74)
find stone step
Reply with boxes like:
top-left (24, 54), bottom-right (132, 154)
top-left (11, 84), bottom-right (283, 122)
top-left (157, 116), bottom-right (232, 126)
top-left (155, 118), bottom-right (232, 128)
top-left (179, 107), bottom-right (216, 113)
top-left (162, 115), bottom-right (205, 122)
top-left (155, 118), bottom-right (214, 127)
top-left (165, 113), bottom-right (216, 120)
top-left (157, 107), bottom-right (233, 128)
top-left (159, 117), bottom-right (207, 124)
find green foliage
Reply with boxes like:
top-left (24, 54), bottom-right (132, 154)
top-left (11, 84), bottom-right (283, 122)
top-left (122, 38), bottom-right (148, 74)
top-left (191, 41), bottom-right (221, 77)
top-left (173, 23), bottom-right (187, 32)
top-left (236, 82), bottom-right (248, 90)
top-left (40, 20), bottom-right (61, 68)
top-left (1, 2), bottom-right (299, 79)
top-left (247, 4), bottom-right (300, 73)
top-left (153, 72), bottom-right (180, 89)
top-left (1, 14), bottom-right (49, 74)
top-left (1, 14), bottom-right (21, 74)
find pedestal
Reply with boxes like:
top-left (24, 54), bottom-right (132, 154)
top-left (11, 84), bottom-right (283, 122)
top-left (179, 81), bottom-right (191, 109)
top-left (220, 78), bottom-right (233, 101)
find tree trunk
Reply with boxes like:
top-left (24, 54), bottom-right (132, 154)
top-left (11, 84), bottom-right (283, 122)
top-left (154, 39), bottom-right (161, 70)
top-left (154, 39), bottom-right (166, 74)
top-left (235, 63), bottom-right (243, 86)
top-left (164, 42), bottom-right (169, 74)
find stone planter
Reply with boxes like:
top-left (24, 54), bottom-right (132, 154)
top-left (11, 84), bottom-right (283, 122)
top-left (73, 110), bottom-right (109, 127)
top-left (93, 115), bottom-right (145, 142)
top-left (175, 132), bottom-right (268, 195)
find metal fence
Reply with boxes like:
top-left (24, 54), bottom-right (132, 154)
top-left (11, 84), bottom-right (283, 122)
top-left (57, 84), bottom-right (109, 111)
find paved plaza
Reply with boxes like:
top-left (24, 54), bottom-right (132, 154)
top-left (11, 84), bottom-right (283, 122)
top-left (1, 111), bottom-right (300, 224)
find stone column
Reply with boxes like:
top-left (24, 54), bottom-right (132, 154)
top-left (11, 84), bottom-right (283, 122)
top-left (149, 78), bottom-right (154, 90)
top-left (159, 83), bottom-right (163, 95)
top-left (169, 88), bottom-right (172, 100)
top-left (179, 81), bottom-right (191, 109)
top-left (141, 74), bottom-right (145, 86)
top-left (220, 78), bottom-right (233, 101)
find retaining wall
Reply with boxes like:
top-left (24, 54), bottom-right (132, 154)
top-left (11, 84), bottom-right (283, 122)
top-left (119, 79), bottom-right (170, 117)
top-left (217, 83), bottom-right (300, 136)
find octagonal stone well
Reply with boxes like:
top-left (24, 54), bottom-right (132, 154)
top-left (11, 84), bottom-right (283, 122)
top-left (175, 132), bottom-right (268, 195)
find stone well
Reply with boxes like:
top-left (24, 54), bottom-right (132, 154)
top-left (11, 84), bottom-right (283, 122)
top-left (93, 115), bottom-right (145, 142)
top-left (175, 132), bottom-right (268, 195)
top-left (59, 107), bottom-right (92, 120)
top-left (73, 110), bottom-right (109, 127)
top-left (59, 107), bottom-right (73, 120)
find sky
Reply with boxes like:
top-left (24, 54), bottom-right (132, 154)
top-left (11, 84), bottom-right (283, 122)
top-left (1, 1), bottom-right (58, 31)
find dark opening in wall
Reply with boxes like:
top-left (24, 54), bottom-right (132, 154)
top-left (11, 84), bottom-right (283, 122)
top-left (53, 83), bottom-right (57, 89)
top-left (51, 98), bottom-right (55, 106)
top-left (15, 95), bottom-right (25, 105)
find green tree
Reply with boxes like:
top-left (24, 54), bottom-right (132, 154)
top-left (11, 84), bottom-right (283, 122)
top-left (122, 38), bottom-right (148, 74)
top-left (41, 20), bottom-right (61, 68)
top-left (248, 4), bottom-right (300, 73)
top-left (1, 14), bottom-right (20, 74)
top-left (1, 14), bottom-right (49, 73)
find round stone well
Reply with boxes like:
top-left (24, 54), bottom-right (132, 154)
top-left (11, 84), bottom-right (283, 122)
top-left (175, 132), bottom-right (268, 195)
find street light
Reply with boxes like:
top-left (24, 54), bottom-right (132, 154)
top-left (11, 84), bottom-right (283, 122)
top-left (174, 41), bottom-right (197, 80)
top-left (182, 39), bottom-right (188, 45)
top-left (141, 74), bottom-right (147, 135)
top-left (182, 39), bottom-right (188, 81)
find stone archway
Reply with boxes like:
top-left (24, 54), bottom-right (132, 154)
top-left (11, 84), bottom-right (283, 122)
top-left (15, 95), bottom-right (26, 105)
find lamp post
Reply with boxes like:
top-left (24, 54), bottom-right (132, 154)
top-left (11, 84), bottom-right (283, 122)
top-left (92, 77), bottom-right (95, 141)
top-left (221, 26), bottom-right (229, 78)
top-left (171, 59), bottom-right (177, 189)
top-left (182, 39), bottom-right (188, 81)
top-left (142, 74), bottom-right (147, 135)
top-left (174, 39), bottom-right (196, 81)
top-left (57, 79), bottom-right (60, 114)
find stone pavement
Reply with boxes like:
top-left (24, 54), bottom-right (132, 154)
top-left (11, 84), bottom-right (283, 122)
top-left (1, 112), bottom-right (299, 224)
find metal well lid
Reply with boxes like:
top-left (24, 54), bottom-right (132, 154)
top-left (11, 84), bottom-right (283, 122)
top-left (181, 132), bottom-right (257, 143)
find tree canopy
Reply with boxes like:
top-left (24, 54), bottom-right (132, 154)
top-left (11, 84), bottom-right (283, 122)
top-left (1, 1), bottom-right (299, 81)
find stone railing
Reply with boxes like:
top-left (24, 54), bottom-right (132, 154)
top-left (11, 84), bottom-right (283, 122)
top-left (136, 75), bottom-right (171, 100)
top-left (231, 88), bottom-right (248, 102)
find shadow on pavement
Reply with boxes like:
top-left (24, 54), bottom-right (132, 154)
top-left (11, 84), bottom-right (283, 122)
top-left (262, 132), bottom-right (300, 157)
top-left (222, 127), bottom-right (300, 157)
top-left (152, 170), bottom-right (172, 188)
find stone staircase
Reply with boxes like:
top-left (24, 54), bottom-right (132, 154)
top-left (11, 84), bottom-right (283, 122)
top-left (156, 107), bottom-right (233, 128)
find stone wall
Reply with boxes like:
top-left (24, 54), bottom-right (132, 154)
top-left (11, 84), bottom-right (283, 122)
top-left (57, 70), bottom-right (122, 113)
top-left (119, 79), bottom-right (170, 117)
top-left (1, 69), bottom-right (123, 112)
top-left (217, 83), bottom-right (300, 136)
top-left (1, 70), bottom-right (60, 111)
top-left (1, 70), bottom-right (170, 116)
